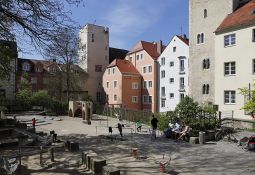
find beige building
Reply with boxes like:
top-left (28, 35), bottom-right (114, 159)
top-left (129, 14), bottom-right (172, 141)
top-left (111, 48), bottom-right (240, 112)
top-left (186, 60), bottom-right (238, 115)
top-left (215, 0), bottom-right (255, 120)
top-left (189, 0), bottom-right (243, 104)
top-left (78, 24), bottom-right (109, 104)
top-left (125, 41), bottom-right (164, 113)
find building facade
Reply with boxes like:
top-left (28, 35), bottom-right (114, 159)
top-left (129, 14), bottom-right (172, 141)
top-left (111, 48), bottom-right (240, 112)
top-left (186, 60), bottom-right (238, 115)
top-left (103, 59), bottom-right (142, 110)
top-left (78, 24), bottom-right (109, 104)
top-left (125, 41), bottom-right (164, 113)
top-left (0, 40), bottom-right (17, 99)
top-left (215, 0), bottom-right (255, 120)
top-left (158, 35), bottom-right (189, 112)
top-left (16, 58), bottom-right (87, 101)
top-left (189, 0), bottom-right (242, 105)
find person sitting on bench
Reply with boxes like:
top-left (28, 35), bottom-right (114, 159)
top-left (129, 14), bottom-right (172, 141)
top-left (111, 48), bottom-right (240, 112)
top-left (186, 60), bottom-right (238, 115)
top-left (178, 122), bottom-right (190, 140)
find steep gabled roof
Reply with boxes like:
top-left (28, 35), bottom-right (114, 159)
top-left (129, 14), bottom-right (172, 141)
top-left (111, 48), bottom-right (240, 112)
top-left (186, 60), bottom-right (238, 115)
top-left (107, 59), bottom-right (140, 75)
top-left (176, 35), bottom-right (189, 46)
top-left (127, 41), bottom-right (166, 60)
top-left (215, 0), bottom-right (255, 33)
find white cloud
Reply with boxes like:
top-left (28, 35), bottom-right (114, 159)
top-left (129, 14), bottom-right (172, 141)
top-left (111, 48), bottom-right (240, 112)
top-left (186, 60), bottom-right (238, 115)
top-left (102, 0), bottom-right (170, 49)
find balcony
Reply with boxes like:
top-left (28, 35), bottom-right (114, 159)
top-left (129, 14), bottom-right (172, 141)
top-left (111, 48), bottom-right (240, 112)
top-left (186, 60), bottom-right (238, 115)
top-left (179, 85), bottom-right (185, 92)
top-left (161, 93), bottom-right (166, 99)
top-left (179, 67), bottom-right (185, 75)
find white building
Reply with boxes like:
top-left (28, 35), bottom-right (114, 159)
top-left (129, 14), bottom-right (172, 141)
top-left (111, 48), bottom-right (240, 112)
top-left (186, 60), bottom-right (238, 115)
top-left (158, 35), bottom-right (189, 112)
top-left (215, 0), bottom-right (255, 120)
top-left (78, 24), bottom-right (109, 103)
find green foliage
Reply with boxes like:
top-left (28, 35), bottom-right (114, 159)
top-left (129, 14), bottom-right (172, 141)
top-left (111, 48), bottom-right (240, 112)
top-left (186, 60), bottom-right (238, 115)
top-left (239, 86), bottom-right (255, 116)
top-left (31, 90), bottom-right (52, 109)
top-left (50, 99), bottom-right (68, 115)
top-left (158, 114), bottom-right (170, 131)
top-left (81, 93), bottom-right (93, 102)
top-left (16, 89), bottom-right (32, 110)
top-left (175, 96), bottom-right (200, 122)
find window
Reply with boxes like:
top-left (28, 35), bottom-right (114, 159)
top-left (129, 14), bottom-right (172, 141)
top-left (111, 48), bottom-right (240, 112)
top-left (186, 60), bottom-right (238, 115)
top-left (114, 81), bottom-right (118, 88)
top-left (129, 57), bottom-right (132, 62)
top-left (148, 81), bottom-right (152, 88)
top-left (161, 87), bottom-right (166, 97)
top-left (170, 62), bottom-right (174, 67)
top-left (132, 96), bottom-right (138, 103)
top-left (203, 59), bottom-right (210, 69)
top-left (35, 67), bottom-right (42, 72)
top-left (148, 96), bottom-right (152, 104)
top-left (95, 65), bottom-right (102, 72)
top-left (173, 47), bottom-right (176, 52)
top-left (136, 55), bottom-right (139, 61)
top-left (140, 54), bottom-right (143, 60)
top-left (22, 63), bottom-right (30, 71)
top-left (106, 94), bottom-right (109, 101)
top-left (106, 82), bottom-right (109, 88)
top-left (143, 95), bottom-right (148, 104)
top-left (91, 33), bottom-right (95, 42)
top-left (224, 91), bottom-right (236, 104)
top-left (170, 78), bottom-right (174, 83)
top-left (202, 84), bottom-right (210, 94)
top-left (0, 89), bottom-right (6, 98)
top-left (148, 66), bottom-right (152, 73)
top-left (170, 93), bottom-right (174, 98)
top-left (31, 77), bottom-right (37, 84)
top-left (143, 67), bottom-right (147, 74)
top-left (180, 78), bottom-right (185, 90)
top-left (204, 9), bottom-right (207, 18)
top-left (197, 33), bottom-right (204, 44)
top-left (108, 69), bottom-right (110, 74)
top-left (224, 34), bottom-right (236, 47)
top-left (132, 82), bottom-right (138, 89)
top-left (180, 94), bottom-right (185, 101)
top-left (224, 62), bottom-right (236, 75)
top-left (161, 70), bottom-right (165, 78)
top-left (112, 68), bottom-right (115, 74)
top-left (180, 59), bottom-right (185, 72)
top-left (143, 81), bottom-right (147, 88)
top-left (252, 59), bottom-right (255, 74)
top-left (253, 29), bottom-right (255, 42)
top-left (161, 99), bottom-right (165, 108)
top-left (114, 94), bottom-right (117, 101)
top-left (161, 57), bottom-right (165, 66)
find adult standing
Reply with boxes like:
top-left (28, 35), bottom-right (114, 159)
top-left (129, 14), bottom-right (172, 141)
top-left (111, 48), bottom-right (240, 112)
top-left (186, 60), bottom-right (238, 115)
top-left (151, 115), bottom-right (158, 139)
top-left (117, 123), bottom-right (123, 137)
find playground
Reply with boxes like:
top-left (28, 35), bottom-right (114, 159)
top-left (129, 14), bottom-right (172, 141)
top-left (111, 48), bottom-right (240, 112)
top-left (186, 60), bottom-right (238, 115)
top-left (14, 115), bottom-right (253, 175)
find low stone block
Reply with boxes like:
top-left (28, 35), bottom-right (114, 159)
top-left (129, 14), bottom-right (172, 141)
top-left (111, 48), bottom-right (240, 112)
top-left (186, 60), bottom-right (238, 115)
top-left (102, 166), bottom-right (120, 175)
top-left (91, 156), bottom-right (106, 175)
top-left (189, 137), bottom-right (199, 144)
top-left (86, 152), bottom-right (98, 170)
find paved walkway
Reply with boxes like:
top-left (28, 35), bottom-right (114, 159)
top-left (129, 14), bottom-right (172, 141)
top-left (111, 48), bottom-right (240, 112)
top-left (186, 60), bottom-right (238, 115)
top-left (23, 116), bottom-right (255, 174)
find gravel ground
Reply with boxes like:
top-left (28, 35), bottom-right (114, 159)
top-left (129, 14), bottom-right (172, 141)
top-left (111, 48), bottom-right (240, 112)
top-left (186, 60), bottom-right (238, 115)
top-left (10, 115), bottom-right (255, 175)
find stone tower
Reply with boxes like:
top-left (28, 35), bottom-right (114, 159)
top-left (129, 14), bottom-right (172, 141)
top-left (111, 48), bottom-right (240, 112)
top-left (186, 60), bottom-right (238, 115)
top-left (189, 0), bottom-right (241, 104)
top-left (78, 24), bottom-right (109, 103)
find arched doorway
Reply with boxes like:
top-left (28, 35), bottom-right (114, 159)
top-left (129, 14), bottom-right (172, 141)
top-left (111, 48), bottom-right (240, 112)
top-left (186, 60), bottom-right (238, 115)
top-left (74, 108), bottom-right (82, 118)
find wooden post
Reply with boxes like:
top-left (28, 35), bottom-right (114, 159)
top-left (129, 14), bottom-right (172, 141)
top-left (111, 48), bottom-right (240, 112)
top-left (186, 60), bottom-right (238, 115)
top-left (40, 146), bottom-right (43, 166)
top-left (51, 147), bottom-right (54, 162)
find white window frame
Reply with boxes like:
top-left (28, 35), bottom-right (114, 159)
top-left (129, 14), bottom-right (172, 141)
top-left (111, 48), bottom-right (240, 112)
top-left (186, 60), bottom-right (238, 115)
top-left (180, 59), bottom-right (185, 72)
top-left (106, 81), bottom-right (110, 88)
top-left (170, 78), bottom-right (174, 83)
top-left (140, 54), bottom-right (143, 60)
top-left (161, 99), bottom-right (165, 108)
top-left (143, 95), bottom-right (148, 104)
top-left (224, 91), bottom-right (236, 104)
top-left (143, 81), bottom-right (147, 89)
top-left (161, 70), bottom-right (165, 78)
top-left (252, 59), bottom-right (255, 74)
top-left (170, 93), bottom-right (174, 98)
top-left (148, 96), bottom-right (152, 104)
top-left (161, 87), bottom-right (166, 97)
top-left (143, 67), bottom-right (147, 74)
top-left (132, 82), bottom-right (138, 89)
top-left (114, 94), bottom-right (117, 101)
top-left (253, 29), bottom-right (255, 42)
top-left (173, 47), bottom-right (176, 52)
top-left (136, 54), bottom-right (140, 61)
top-left (170, 61), bottom-right (174, 67)
top-left (224, 62), bottom-right (236, 76)
top-left (112, 68), bottom-right (115, 74)
top-left (161, 57), bottom-right (165, 66)
top-left (113, 80), bottom-right (118, 88)
top-left (132, 96), bottom-right (138, 103)
top-left (148, 66), bottom-right (152, 73)
top-left (224, 34), bottom-right (236, 47)
top-left (148, 81), bottom-right (152, 88)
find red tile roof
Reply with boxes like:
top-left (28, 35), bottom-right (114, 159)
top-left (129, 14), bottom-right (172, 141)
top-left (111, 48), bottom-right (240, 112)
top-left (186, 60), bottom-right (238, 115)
top-left (176, 35), bottom-right (189, 45)
top-left (108, 59), bottom-right (140, 75)
top-left (215, 0), bottom-right (255, 33)
top-left (127, 41), bottom-right (166, 60)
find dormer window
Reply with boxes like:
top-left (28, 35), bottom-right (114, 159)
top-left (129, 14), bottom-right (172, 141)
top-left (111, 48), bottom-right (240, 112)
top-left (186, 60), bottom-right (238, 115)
top-left (22, 62), bottom-right (30, 71)
top-left (204, 9), bottom-right (207, 18)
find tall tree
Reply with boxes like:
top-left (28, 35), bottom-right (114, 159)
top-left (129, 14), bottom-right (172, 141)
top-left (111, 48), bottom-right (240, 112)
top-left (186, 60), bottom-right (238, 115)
top-left (0, 0), bottom-right (83, 79)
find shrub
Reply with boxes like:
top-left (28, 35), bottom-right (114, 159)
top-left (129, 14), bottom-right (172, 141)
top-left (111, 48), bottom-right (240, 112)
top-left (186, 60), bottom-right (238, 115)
top-left (31, 90), bottom-right (52, 109)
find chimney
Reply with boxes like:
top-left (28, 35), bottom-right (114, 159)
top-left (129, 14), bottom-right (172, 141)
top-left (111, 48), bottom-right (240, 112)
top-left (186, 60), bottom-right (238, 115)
top-left (157, 40), bottom-right (163, 54)
top-left (181, 34), bottom-right (187, 39)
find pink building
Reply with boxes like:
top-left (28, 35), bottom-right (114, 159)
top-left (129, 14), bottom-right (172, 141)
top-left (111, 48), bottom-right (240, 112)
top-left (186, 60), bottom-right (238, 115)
top-left (103, 59), bottom-right (142, 110)
top-left (125, 41), bottom-right (165, 113)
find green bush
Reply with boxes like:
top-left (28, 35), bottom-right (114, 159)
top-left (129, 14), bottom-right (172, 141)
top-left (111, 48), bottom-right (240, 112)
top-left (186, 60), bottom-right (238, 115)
top-left (158, 114), bottom-right (169, 131)
top-left (31, 90), bottom-right (52, 109)
top-left (50, 99), bottom-right (68, 115)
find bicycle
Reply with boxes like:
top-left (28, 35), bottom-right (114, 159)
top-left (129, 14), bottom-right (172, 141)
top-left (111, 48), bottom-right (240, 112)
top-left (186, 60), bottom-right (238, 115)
top-left (215, 126), bottom-right (238, 142)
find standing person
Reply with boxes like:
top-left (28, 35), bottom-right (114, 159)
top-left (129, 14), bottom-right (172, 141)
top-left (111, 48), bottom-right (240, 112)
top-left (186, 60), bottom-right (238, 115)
top-left (32, 118), bottom-right (36, 131)
top-left (136, 120), bottom-right (142, 132)
top-left (117, 123), bottom-right (123, 137)
top-left (150, 115), bottom-right (158, 139)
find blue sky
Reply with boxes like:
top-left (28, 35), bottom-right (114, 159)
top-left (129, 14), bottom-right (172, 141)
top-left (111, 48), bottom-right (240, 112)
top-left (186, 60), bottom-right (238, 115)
top-left (18, 0), bottom-right (189, 59)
